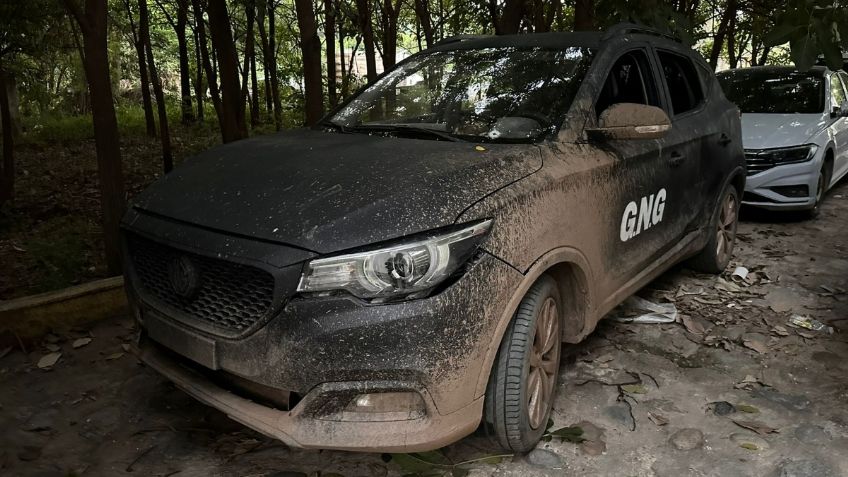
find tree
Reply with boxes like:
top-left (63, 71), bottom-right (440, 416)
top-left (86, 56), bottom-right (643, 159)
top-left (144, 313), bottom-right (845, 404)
top-left (122, 0), bottom-right (157, 136)
top-left (139, 0), bottom-right (173, 172)
top-left (295, 0), bottom-right (325, 125)
top-left (156, 0), bottom-right (195, 124)
top-left (62, 0), bottom-right (126, 274)
top-left (574, 0), bottom-right (595, 31)
top-left (354, 0), bottom-right (378, 82)
top-left (206, 0), bottom-right (247, 142)
top-left (325, 0), bottom-right (338, 106)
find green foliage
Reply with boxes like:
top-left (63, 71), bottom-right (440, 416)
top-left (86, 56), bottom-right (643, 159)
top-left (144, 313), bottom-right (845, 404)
top-left (765, 0), bottom-right (848, 70)
top-left (25, 216), bottom-right (91, 294)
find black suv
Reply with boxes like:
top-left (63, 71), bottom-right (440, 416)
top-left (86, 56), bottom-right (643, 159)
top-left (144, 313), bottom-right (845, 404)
top-left (123, 23), bottom-right (745, 453)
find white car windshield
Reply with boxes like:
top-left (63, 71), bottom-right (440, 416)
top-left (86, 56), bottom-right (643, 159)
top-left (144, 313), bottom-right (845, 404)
top-left (717, 69), bottom-right (825, 114)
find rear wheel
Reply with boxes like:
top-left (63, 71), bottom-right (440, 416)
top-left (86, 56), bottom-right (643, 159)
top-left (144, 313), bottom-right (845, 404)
top-left (484, 275), bottom-right (561, 452)
top-left (688, 185), bottom-right (739, 274)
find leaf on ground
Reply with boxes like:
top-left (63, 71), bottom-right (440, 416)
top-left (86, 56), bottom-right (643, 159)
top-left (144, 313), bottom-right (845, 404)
top-left (0, 346), bottom-right (12, 359)
top-left (548, 426), bottom-right (586, 443)
top-left (772, 325), bottom-right (790, 337)
top-left (104, 352), bottom-right (125, 361)
top-left (37, 352), bottom-right (61, 369)
top-left (743, 339), bottom-right (768, 354)
top-left (72, 338), bottom-right (92, 349)
top-left (648, 412), bottom-right (669, 426)
top-left (732, 419), bottom-right (779, 435)
top-left (739, 442), bottom-right (759, 450)
top-left (735, 404), bottom-right (759, 414)
top-left (44, 343), bottom-right (61, 353)
top-left (620, 384), bottom-right (647, 394)
top-left (681, 315), bottom-right (705, 335)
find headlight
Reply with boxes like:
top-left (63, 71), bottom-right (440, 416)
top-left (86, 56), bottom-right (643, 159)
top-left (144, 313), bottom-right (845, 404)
top-left (296, 219), bottom-right (492, 301)
top-left (757, 144), bottom-right (817, 164)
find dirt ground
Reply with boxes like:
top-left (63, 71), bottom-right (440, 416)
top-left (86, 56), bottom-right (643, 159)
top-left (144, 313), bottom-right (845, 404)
top-left (1, 180), bottom-right (847, 477)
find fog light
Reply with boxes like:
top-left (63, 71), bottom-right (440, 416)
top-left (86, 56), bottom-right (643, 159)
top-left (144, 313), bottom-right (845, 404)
top-left (770, 185), bottom-right (809, 198)
top-left (345, 392), bottom-right (426, 414)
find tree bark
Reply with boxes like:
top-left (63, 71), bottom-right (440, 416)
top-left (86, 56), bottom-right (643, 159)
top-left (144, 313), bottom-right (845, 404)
top-left (0, 67), bottom-right (13, 205)
top-left (708, 0), bottom-right (736, 70)
top-left (355, 0), bottom-right (378, 82)
top-left (498, 0), bottom-right (523, 34)
top-left (239, 0), bottom-right (258, 128)
top-left (207, 0), bottom-right (247, 142)
top-left (379, 0), bottom-right (402, 69)
top-left (574, 0), bottom-right (594, 31)
top-left (413, 0), bottom-right (434, 48)
top-left (268, 0), bottom-right (282, 130)
top-left (140, 0), bottom-right (173, 172)
top-left (294, 0), bottom-right (324, 126)
top-left (257, 2), bottom-right (273, 117)
top-left (324, 0), bottom-right (337, 107)
top-left (124, 0), bottom-right (156, 136)
top-left (175, 0), bottom-right (194, 123)
top-left (63, 0), bottom-right (126, 275)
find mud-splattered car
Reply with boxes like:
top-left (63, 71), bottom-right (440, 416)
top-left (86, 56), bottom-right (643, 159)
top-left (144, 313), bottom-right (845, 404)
top-left (122, 24), bottom-right (745, 453)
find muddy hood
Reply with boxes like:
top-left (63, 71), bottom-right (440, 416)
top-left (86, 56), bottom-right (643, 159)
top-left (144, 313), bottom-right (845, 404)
top-left (131, 129), bottom-right (541, 253)
top-left (741, 113), bottom-right (830, 149)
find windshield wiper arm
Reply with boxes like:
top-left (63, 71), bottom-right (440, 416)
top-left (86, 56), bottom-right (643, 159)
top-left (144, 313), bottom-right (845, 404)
top-left (353, 124), bottom-right (465, 142)
top-left (318, 119), bottom-right (351, 133)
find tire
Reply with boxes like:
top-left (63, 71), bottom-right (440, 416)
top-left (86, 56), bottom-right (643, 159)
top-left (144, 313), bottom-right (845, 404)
top-left (805, 164), bottom-right (829, 219)
top-left (688, 184), bottom-right (739, 274)
top-left (484, 275), bottom-right (562, 453)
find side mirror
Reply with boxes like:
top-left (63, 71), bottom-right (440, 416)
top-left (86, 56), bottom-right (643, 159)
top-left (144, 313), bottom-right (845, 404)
top-left (587, 103), bottom-right (671, 140)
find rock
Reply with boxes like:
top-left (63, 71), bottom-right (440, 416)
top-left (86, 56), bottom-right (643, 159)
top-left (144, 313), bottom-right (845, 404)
top-left (793, 423), bottom-right (830, 442)
top-left (17, 445), bottom-right (42, 461)
top-left (771, 459), bottom-right (839, 477)
top-left (22, 409), bottom-right (58, 432)
top-left (526, 448), bottom-right (562, 468)
top-left (753, 389), bottom-right (811, 411)
top-left (730, 433), bottom-right (770, 451)
top-left (604, 404), bottom-right (635, 430)
top-left (669, 428), bottom-right (704, 451)
top-left (712, 401), bottom-right (736, 416)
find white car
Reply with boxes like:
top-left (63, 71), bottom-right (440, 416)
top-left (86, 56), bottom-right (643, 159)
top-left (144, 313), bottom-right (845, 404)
top-left (717, 66), bottom-right (848, 217)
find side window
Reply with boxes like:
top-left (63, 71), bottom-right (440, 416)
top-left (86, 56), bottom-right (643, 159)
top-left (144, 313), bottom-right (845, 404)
top-left (831, 74), bottom-right (847, 107)
top-left (595, 50), bottom-right (660, 118)
top-left (657, 51), bottom-right (704, 115)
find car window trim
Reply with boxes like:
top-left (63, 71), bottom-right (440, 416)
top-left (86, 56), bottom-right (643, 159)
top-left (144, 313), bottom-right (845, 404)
top-left (830, 72), bottom-right (848, 108)
top-left (590, 45), bottom-right (668, 118)
top-left (653, 48), bottom-right (707, 120)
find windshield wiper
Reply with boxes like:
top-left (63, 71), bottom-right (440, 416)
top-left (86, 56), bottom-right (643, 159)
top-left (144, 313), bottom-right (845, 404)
top-left (352, 124), bottom-right (465, 142)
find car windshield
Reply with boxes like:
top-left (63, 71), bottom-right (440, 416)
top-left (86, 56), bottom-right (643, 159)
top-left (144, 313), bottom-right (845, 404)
top-left (330, 46), bottom-right (592, 142)
top-left (717, 69), bottom-right (825, 114)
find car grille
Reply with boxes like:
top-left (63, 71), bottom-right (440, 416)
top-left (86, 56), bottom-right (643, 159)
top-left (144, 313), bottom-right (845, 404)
top-left (127, 234), bottom-right (276, 336)
top-left (744, 149), bottom-right (777, 176)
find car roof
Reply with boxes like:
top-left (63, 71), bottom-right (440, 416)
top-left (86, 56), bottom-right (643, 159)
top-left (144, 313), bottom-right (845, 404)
top-left (717, 65), bottom-right (828, 76)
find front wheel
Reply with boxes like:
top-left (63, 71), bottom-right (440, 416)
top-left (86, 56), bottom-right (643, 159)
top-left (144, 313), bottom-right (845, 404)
top-left (805, 164), bottom-right (829, 219)
top-left (484, 275), bottom-right (562, 452)
top-left (688, 185), bottom-right (739, 274)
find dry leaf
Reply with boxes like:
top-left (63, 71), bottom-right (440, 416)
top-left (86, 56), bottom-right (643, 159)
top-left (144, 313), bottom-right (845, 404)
top-left (736, 404), bottom-right (759, 414)
top-left (37, 352), bottom-right (62, 369)
top-left (620, 384), bottom-right (647, 394)
top-left (72, 338), bottom-right (92, 349)
top-left (105, 352), bottom-right (125, 361)
top-left (648, 412), bottom-right (669, 426)
top-left (732, 419), bottom-right (779, 435)
top-left (44, 343), bottom-right (60, 352)
top-left (772, 325), bottom-right (789, 337)
top-left (743, 339), bottom-right (768, 354)
top-left (681, 315), bottom-right (705, 335)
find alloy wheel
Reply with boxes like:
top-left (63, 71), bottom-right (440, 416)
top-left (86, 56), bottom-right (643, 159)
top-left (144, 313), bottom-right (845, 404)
top-left (715, 192), bottom-right (738, 265)
top-left (527, 297), bottom-right (560, 429)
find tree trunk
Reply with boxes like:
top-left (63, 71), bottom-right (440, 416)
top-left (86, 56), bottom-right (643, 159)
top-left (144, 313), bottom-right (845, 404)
top-left (207, 0), bottom-right (247, 142)
top-left (574, 0), bottom-right (594, 31)
top-left (175, 0), bottom-right (194, 124)
top-left (0, 67), bottom-right (13, 205)
top-left (193, 25), bottom-right (204, 120)
top-left (250, 43), bottom-right (260, 126)
top-left (257, 3), bottom-right (273, 117)
top-left (355, 0), bottom-right (378, 82)
top-left (498, 0), bottom-right (523, 34)
top-left (413, 0), bottom-right (434, 48)
top-left (240, 0), bottom-right (258, 128)
top-left (191, 0), bottom-right (223, 126)
top-left (268, 0), bottom-right (282, 130)
top-left (294, 0), bottom-right (324, 126)
top-left (63, 0), bottom-right (126, 275)
top-left (324, 0), bottom-right (337, 107)
top-left (140, 0), bottom-right (173, 172)
top-left (708, 0), bottom-right (736, 70)
top-left (124, 0), bottom-right (156, 136)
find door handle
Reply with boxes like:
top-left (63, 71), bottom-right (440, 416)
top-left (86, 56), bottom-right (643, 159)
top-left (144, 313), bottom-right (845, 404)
top-left (719, 133), bottom-right (732, 146)
top-left (669, 152), bottom-right (685, 167)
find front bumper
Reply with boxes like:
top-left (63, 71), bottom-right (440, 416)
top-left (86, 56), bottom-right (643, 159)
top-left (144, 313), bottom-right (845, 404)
top-left (742, 154), bottom-right (821, 211)
top-left (124, 221), bottom-right (524, 451)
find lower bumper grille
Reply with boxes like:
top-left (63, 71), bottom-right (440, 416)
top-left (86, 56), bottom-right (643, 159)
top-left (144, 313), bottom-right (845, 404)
top-left (127, 233), bottom-right (275, 335)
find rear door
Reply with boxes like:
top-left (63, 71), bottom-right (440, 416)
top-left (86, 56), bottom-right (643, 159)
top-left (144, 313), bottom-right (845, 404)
top-left (652, 49), bottom-right (709, 234)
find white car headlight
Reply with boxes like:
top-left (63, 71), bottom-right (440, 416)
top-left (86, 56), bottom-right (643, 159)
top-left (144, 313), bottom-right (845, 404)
top-left (297, 220), bottom-right (492, 301)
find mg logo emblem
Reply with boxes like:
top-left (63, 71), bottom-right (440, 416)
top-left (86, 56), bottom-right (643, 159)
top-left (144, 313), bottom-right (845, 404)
top-left (168, 255), bottom-right (200, 300)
